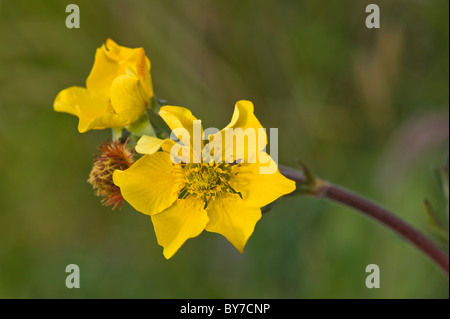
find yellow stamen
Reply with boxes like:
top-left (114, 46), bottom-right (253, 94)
top-left (181, 162), bottom-right (236, 204)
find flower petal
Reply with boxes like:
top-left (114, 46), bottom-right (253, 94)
top-left (113, 152), bottom-right (184, 215)
top-left (135, 136), bottom-right (176, 154)
top-left (78, 113), bottom-right (126, 133)
top-left (159, 105), bottom-right (204, 162)
top-left (110, 74), bottom-right (149, 125)
top-left (205, 195), bottom-right (262, 253)
top-left (225, 100), bottom-right (264, 133)
top-left (105, 38), bottom-right (144, 64)
top-left (206, 100), bottom-right (267, 163)
top-left (53, 86), bottom-right (125, 133)
top-left (230, 154), bottom-right (296, 208)
top-left (134, 46), bottom-right (153, 99)
top-left (86, 39), bottom-right (152, 99)
top-left (151, 197), bottom-right (209, 259)
top-left (159, 105), bottom-right (200, 138)
top-left (54, 86), bottom-right (81, 116)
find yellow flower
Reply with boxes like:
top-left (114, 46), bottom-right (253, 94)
top-left (113, 101), bottom-right (296, 259)
top-left (54, 39), bottom-right (153, 133)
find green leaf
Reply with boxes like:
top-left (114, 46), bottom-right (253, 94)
top-left (294, 160), bottom-right (319, 195)
top-left (438, 162), bottom-right (449, 219)
top-left (125, 112), bottom-right (155, 137)
top-left (149, 96), bottom-right (166, 112)
top-left (147, 106), bottom-right (171, 139)
top-left (424, 199), bottom-right (449, 247)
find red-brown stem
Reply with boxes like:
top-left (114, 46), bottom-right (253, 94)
top-left (278, 165), bottom-right (449, 275)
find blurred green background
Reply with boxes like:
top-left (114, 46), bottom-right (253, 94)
top-left (0, 0), bottom-right (448, 298)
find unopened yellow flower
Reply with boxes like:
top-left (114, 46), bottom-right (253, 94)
top-left (54, 39), bottom-right (153, 133)
top-left (113, 100), bottom-right (296, 259)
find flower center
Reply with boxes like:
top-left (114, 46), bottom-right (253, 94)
top-left (180, 162), bottom-right (237, 204)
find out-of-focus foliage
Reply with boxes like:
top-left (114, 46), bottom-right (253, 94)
top-left (0, 0), bottom-right (448, 298)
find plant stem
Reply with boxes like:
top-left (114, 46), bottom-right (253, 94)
top-left (278, 165), bottom-right (449, 275)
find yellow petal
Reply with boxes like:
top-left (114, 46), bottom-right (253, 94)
top-left (110, 74), bottom-right (149, 125)
top-left (159, 105), bottom-right (204, 162)
top-left (54, 86), bottom-right (81, 116)
top-left (135, 136), bottom-right (176, 154)
top-left (205, 194), bottom-right (262, 253)
top-left (134, 46), bottom-right (153, 99)
top-left (207, 100), bottom-right (267, 163)
top-left (225, 100), bottom-right (264, 132)
top-left (77, 113), bottom-right (126, 133)
top-left (86, 39), bottom-right (152, 99)
top-left (151, 197), bottom-right (209, 259)
top-left (85, 47), bottom-right (124, 98)
top-left (159, 105), bottom-right (200, 138)
top-left (230, 153), bottom-right (296, 208)
top-left (113, 152), bottom-right (184, 215)
top-left (105, 39), bottom-right (152, 96)
top-left (104, 38), bottom-right (142, 63)
top-left (53, 86), bottom-right (125, 133)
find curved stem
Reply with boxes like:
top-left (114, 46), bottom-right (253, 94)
top-left (279, 165), bottom-right (449, 276)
